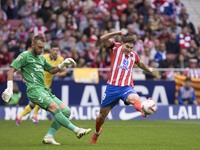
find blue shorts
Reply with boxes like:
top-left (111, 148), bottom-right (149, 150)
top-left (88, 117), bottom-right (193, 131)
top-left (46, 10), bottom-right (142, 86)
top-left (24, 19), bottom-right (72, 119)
top-left (101, 84), bottom-right (138, 108)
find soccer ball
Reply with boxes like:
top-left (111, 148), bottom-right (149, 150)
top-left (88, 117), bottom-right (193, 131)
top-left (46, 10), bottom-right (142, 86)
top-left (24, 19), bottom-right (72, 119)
top-left (141, 98), bottom-right (157, 114)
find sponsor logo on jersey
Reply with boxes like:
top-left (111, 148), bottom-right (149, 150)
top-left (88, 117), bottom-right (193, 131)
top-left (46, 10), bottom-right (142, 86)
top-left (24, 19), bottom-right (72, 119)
top-left (34, 65), bottom-right (44, 72)
top-left (17, 56), bottom-right (23, 60)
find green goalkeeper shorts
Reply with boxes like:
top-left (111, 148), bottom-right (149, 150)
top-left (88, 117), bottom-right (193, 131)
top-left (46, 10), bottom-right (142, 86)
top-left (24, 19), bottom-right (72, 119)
top-left (27, 87), bottom-right (62, 110)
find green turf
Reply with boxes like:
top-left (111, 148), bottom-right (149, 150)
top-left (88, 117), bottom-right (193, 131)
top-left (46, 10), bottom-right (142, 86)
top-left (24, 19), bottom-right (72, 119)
top-left (0, 120), bottom-right (200, 150)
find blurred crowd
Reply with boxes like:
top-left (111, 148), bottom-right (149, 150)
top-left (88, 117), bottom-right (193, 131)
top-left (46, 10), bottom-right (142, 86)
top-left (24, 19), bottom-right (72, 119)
top-left (1, 0), bottom-right (200, 82)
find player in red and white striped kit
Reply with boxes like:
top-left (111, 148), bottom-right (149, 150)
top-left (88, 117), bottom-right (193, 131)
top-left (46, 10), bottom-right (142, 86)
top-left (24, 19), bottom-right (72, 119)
top-left (90, 30), bottom-right (155, 144)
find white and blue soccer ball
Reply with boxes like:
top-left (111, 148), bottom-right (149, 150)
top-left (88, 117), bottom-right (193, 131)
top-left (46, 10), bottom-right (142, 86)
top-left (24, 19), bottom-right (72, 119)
top-left (142, 98), bottom-right (157, 114)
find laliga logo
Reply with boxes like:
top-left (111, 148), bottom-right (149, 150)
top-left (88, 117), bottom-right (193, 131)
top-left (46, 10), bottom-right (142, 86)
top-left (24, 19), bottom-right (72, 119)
top-left (169, 106), bottom-right (200, 120)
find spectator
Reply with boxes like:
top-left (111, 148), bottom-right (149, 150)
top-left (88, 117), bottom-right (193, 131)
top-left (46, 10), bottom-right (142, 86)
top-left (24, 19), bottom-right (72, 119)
top-left (140, 46), bottom-right (151, 65)
top-left (195, 47), bottom-right (200, 67)
top-left (90, 54), bottom-right (108, 80)
top-left (172, 0), bottom-right (185, 17)
top-left (51, 19), bottom-right (65, 39)
top-left (0, 42), bottom-right (10, 83)
top-left (119, 13), bottom-right (129, 29)
top-left (29, 17), bottom-right (48, 37)
top-left (133, 33), bottom-right (144, 56)
top-left (159, 52), bottom-right (175, 79)
top-left (177, 6), bottom-right (189, 23)
top-left (46, 13), bottom-right (57, 31)
top-left (36, 0), bottom-right (53, 24)
top-left (83, 18), bottom-right (96, 38)
top-left (177, 77), bottom-right (197, 105)
top-left (0, 10), bottom-right (8, 22)
top-left (16, 24), bottom-right (29, 42)
top-left (137, 0), bottom-right (151, 23)
top-left (154, 42), bottom-right (166, 63)
top-left (144, 60), bottom-right (161, 80)
top-left (76, 34), bottom-right (90, 56)
top-left (178, 13), bottom-right (196, 35)
top-left (165, 32), bottom-right (180, 59)
top-left (187, 40), bottom-right (198, 58)
top-left (18, 0), bottom-right (35, 18)
top-left (194, 24), bottom-right (200, 46)
top-left (148, 8), bottom-right (161, 32)
top-left (23, 12), bottom-right (37, 28)
top-left (167, 21), bottom-right (182, 35)
top-left (133, 15), bottom-right (147, 36)
top-left (84, 42), bottom-right (99, 64)
top-left (11, 41), bottom-right (26, 59)
top-left (175, 54), bottom-right (189, 69)
top-left (1, 23), bottom-right (10, 42)
top-left (158, 26), bottom-right (170, 43)
top-left (2, 0), bottom-right (18, 19)
top-left (185, 58), bottom-right (200, 78)
top-left (178, 26), bottom-right (191, 49)
top-left (0, 44), bottom-right (12, 66)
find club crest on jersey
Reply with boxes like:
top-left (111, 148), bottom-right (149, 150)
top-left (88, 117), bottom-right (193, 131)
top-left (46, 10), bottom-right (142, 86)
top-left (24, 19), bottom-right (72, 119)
top-left (123, 59), bottom-right (128, 66)
top-left (117, 58), bottom-right (130, 70)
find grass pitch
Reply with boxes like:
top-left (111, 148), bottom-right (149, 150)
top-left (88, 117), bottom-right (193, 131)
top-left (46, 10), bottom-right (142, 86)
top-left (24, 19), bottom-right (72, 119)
top-left (0, 120), bottom-right (200, 150)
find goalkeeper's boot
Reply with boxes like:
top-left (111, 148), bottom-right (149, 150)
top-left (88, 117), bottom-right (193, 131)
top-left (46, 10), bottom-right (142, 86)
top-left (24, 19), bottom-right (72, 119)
top-left (15, 116), bottom-right (22, 126)
top-left (76, 128), bottom-right (92, 139)
top-left (31, 116), bottom-right (39, 124)
top-left (42, 136), bottom-right (60, 145)
top-left (90, 128), bottom-right (102, 144)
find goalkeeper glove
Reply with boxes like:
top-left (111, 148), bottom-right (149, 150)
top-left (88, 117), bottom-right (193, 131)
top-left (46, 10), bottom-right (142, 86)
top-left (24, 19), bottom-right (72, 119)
top-left (2, 81), bottom-right (13, 102)
top-left (58, 58), bottom-right (76, 69)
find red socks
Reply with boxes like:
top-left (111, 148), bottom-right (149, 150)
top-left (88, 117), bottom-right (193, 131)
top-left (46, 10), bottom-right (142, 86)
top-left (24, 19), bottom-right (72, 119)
top-left (133, 100), bottom-right (142, 112)
top-left (95, 118), bottom-right (104, 133)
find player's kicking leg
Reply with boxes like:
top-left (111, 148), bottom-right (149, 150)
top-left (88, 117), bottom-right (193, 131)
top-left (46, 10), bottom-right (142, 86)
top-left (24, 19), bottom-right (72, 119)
top-left (125, 91), bottom-right (148, 117)
top-left (41, 96), bottom-right (91, 145)
top-left (76, 128), bottom-right (92, 139)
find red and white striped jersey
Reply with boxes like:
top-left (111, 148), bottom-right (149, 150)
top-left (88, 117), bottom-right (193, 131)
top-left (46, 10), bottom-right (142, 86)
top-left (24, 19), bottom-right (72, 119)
top-left (30, 26), bottom-right (48, 37)
top-left (107, 42), bottom-right (140, 87)
top-left (185, 68), bottom-right (200, 78)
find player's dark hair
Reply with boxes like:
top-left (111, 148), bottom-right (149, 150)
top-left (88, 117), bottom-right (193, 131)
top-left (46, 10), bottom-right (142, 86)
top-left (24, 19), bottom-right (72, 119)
top-left (32, 35), bottom-right (46, 44)
top-left (122, 35), bottom-right (135, 44)
top-left (51, 43), bottom-right (59, 48)
top-left (185, 77), bottom-right (191, 82)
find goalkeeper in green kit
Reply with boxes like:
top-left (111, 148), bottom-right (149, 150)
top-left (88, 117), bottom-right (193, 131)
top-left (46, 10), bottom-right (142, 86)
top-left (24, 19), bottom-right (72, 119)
top-left (1, 35), bottom-right (91, 145)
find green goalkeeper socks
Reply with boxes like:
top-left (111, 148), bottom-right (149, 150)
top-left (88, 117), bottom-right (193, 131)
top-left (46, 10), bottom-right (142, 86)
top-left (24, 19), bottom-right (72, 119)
top-left (47, 121), bottom-right (60, 136)
top-left (53, 108), bottom-right (78, 132)
top-left (47, 107), bottom-right (72, 135)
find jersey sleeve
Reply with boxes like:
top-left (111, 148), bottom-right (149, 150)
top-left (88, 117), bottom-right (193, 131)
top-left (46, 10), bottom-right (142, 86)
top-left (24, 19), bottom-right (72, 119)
top-left (108, 41), bottom-right (115, 49)
top-left (110, 42), bottom-right (121, 52)
top-left (10, 52), bottom-right (27, 70)
top-left (43, 57), bottom-right (54, 71)
top-left (134, 52), bottom-right (140, 63)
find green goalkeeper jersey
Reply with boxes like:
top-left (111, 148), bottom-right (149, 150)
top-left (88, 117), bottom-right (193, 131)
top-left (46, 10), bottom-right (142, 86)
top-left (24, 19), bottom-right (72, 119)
top-left (11, 50), bottom-right (53, 92)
